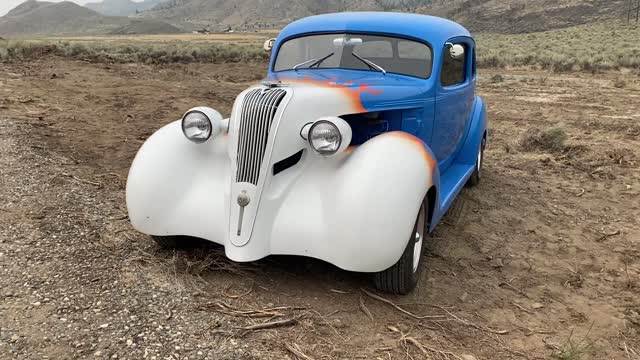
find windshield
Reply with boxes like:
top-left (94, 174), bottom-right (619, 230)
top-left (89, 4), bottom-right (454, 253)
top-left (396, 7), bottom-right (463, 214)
top-left (274, 33), bottom-right (433, 79)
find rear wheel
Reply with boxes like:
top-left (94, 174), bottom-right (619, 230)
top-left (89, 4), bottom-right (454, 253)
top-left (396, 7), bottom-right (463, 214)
top-left (467, 137), bottom-right (485, 187)
top-left (374, 200), bottom-right (428, 294)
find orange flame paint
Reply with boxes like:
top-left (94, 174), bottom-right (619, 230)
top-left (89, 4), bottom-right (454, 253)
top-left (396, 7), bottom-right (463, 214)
top-left (386, 131), bottom-right (437, 170)
top-left (279, 76), bottom-right (382, 113)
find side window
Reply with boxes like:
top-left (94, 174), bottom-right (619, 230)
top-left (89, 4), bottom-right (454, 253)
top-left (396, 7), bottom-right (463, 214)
top-left (440, 43), bottom-right (467, 87)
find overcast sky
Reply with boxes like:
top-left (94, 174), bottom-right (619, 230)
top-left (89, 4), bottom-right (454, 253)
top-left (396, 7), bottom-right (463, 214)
top-left (0, 0), bottom-right (145, 16)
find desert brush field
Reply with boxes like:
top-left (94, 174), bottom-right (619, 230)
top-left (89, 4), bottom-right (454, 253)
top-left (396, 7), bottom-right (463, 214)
top-left (1, 22), bottom-right (639, 70)
top-left (1, 26), bottom-right (639, 359)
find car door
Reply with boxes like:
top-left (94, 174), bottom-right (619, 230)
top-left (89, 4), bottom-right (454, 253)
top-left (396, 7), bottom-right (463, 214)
top-left (432, 38), bottom-right (475, 172)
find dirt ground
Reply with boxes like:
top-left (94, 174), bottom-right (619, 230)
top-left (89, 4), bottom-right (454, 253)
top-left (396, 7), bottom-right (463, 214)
top-left (0, 58), bottom-right (639, 360)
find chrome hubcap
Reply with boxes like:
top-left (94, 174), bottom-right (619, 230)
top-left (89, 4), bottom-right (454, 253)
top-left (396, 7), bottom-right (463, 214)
top-left (477, 146), bottom-right (483, 176)
top-left (412, 232), bottom-right (423, 272)
top-left (412, 205), bottom-right (426, 273)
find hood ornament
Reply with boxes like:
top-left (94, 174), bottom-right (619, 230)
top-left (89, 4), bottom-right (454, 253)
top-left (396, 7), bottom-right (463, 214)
top-left (260, 80), bottom-right (287, 93)
top-left (261, 80), bottom-right (281, 88)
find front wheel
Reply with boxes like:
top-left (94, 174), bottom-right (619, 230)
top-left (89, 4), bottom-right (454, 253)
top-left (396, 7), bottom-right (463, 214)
top-left (151, 235), bottom-right (200, 249)
top-left (373, 200), bottom-right (428, 294)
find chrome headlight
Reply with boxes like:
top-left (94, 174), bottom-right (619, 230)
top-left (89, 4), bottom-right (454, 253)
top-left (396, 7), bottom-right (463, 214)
top-left (181, 107), bottom-right (225, 143)
top-left (182, 111), bottom-right (211, 143)
top-left (303, 117), bottom-right (352, 157)
top-left (309, 121), bottom-right (341, 156)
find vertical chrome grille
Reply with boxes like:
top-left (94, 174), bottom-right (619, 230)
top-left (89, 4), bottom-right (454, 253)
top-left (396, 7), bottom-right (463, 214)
top-left (236, 88), bottom-right (287, 185)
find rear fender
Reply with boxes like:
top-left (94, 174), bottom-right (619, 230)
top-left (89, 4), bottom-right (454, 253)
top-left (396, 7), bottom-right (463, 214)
top-left (457, 96), bottom-right (487, 166)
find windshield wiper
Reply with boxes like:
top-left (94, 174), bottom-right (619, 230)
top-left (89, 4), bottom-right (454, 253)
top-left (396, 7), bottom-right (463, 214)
top-left (352, 52), bottom-right (386, 74)
top-left (292, 52), bottom-right (334, 70)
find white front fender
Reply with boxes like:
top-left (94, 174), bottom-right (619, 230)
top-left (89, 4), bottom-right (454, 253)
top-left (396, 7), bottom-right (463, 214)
top-left (126, 121), bottom-right (231, 244)
top-left (227, 131), bottom-right (436, 272)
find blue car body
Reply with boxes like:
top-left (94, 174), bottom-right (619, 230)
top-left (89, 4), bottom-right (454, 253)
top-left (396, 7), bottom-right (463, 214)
top-left (266, 12), bottom-right (488, 232)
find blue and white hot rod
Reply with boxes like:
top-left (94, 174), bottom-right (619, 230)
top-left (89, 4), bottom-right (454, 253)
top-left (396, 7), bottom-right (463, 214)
top-left (126, 12), bottom-right (488, 294)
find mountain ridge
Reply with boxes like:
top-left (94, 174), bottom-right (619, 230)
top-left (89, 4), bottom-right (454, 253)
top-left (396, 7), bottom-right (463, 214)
top-left (0, 0), bottom-right (629, 36)
top-left (85, 0), bottom-right (165, 17)
top-left (140, 0), bottom-right (626, 33)
top-left (0, 0), bottom-right (182, 36)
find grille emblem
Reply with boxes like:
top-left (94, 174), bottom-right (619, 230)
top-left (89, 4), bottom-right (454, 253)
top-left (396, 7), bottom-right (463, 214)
top-left (236, 191), bottom-right (251, 236)
top-left (237, 192), bottom-right (251, 207)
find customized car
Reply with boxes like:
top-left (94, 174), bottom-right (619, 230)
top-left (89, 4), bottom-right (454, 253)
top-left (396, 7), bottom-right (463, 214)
top-left (126, 12), bottom-right (488, 294)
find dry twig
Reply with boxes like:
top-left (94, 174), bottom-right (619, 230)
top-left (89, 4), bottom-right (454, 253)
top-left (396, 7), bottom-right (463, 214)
top-left (359, 295), bottom-right (374, 322)
top-left (308, 309), bottom-right (343, 338)
top-left (329, 289), bottom-right (349, 294)
top-left (596, 229), bottom-right (621, 242)
top-left (284, 342), bottom-right (315, 360)
top-left (361, 289), bottom-right (445, 320)
top-left (430, 305), bottom-right (509, 335)
top-left (499, 281), bottom-right (530, 298)
top-left (201, 300), bottom-right (304, 319)
top-left (511, 302), bottom-right (533, 314)
top-left (222, 283), bottom-right (254, 299)
top-left (241, 317), bottom-right (298, 334)
top-left (60, 172), bottom-right (102, 187)
top-left (388, 326), bottom-right (463, 360)
top-left (109, 214), bottom-right (129, 221)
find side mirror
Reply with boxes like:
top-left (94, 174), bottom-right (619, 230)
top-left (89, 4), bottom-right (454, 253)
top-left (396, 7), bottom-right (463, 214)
top-left (263, 38), bottom-right (275, 52)
top-left (446, 43), bottom-right (465, 60)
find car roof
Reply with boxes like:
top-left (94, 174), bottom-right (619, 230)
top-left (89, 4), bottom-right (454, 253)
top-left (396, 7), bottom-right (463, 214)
top-left (277, 12), bottom-right (471, 45)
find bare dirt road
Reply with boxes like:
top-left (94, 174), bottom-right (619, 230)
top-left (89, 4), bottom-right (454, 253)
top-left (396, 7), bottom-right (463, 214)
top-left (1, 58), bottom-right (639, 359)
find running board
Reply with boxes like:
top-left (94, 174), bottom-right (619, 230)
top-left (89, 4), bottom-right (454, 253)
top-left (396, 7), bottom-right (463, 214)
top-left (433, 163), bottom-right (475, 225)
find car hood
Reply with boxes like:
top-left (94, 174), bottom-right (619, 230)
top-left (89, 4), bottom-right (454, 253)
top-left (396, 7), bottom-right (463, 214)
top-left (266, 69), bottom-right (431, 113)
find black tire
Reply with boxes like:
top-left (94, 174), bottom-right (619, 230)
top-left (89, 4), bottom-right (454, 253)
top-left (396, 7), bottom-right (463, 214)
top-left (151, 235), bottom-right (198, 249)
top-left (374, 200), bottom-right (428, 294)
top-left (467, 138), bottom-right (485, 187)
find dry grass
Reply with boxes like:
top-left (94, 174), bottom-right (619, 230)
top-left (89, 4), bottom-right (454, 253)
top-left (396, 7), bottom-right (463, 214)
top-left (477, 22), bottom-right (640, 72)
top-left (0, 38), bottom-right (269, 64)
top-left (518, 127), bottom-right (568, 153)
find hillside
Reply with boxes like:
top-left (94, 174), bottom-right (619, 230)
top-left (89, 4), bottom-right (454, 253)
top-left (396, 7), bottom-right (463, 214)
top-left (0, 0), bottom-right (126, 36)
top-left (0, 0), bottom-right (182, 36)
top-left (141, 0), bottom-right (627, 33)
top-left (108, 19), bottom-right (181, 34)
top-left (85, 0), bottom-right (165, 17)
